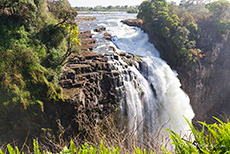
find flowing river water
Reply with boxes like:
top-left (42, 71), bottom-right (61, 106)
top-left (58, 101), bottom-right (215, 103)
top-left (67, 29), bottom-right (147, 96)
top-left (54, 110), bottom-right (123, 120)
top-left (77, 11), bottom-right (195, 142)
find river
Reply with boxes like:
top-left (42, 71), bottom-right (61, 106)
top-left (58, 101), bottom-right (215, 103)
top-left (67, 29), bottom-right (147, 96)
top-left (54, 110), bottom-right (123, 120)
top-left (77, 11), bottom-right (195, 143)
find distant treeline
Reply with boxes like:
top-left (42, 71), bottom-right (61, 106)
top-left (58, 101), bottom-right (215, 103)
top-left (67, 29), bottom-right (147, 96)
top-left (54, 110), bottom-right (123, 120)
top-left (75, 5), bottom-right (139, 13)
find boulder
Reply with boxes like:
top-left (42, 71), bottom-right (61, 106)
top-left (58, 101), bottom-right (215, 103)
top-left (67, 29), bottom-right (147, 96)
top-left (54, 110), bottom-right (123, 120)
top-left (103, 32), bottom-right (112, 40)
top-left (94, 26), bottom-right (106, 32)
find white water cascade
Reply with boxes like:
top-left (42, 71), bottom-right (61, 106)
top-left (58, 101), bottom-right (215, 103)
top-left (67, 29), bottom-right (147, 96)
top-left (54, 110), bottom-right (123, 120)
top-left (78, 12), bottom-right (195, 139)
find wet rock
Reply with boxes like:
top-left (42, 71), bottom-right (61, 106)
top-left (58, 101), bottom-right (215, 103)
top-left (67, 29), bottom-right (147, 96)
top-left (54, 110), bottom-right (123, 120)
top-left (109, 46), bottom-right (116, 52)
top-left (121, 19), bottom-right (144, 27)
top-left (79, 31), bottom-right (97, 51)
top-left (79, 31), bottom-right (93, 39)
top-left (103, 32), bottom-right (112, 40)
top-left (58, 48), bottom-right (144, 140)
top-left (114, 55), bottom-right (119, 60)
top-left (94, 26), bottom-right (106, 32)
top-left (59, 79), bottom-right (73, 88)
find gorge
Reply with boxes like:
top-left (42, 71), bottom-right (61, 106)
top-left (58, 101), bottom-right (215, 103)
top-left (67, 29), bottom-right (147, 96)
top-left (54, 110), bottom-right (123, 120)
top-left (60, 12), bottom-right (195, 142)
top-left (1, 0), bottom-right (230, 152)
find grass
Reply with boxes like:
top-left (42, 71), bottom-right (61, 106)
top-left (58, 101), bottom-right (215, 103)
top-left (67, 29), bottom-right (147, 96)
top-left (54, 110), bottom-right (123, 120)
top-left (1, 117), bottom-right (230, 153)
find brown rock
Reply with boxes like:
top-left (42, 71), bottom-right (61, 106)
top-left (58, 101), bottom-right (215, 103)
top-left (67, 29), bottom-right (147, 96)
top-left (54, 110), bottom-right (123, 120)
top-left (103, 32), bottom-right (112, 40)
top-left (94, 26), bottom-right (106, 32)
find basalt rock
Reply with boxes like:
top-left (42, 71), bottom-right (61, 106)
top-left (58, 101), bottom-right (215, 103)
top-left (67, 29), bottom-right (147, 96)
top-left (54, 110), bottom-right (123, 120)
top-left (58, 50), bottom-right (143, 134)
top-left (103, 32), bottom-right (112, 41)
top-left (79, 31), bottom-right (97, 51)
top-left (94, 26), bottom-right (106, 32)
top-left (121, 19), bottom-right (144, 27)
top-left (59, 51), bottom-right (118, 129)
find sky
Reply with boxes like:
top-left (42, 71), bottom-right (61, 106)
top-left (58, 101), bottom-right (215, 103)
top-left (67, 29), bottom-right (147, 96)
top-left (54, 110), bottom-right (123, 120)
top-left (69, 0), bottom-right (180, 7)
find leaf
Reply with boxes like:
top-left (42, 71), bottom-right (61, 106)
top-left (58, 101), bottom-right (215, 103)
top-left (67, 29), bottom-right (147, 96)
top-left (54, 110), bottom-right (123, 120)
top-left (70, 140), bottom-right (76, 153)
top-left (7, 144), bottom-right (15, 154)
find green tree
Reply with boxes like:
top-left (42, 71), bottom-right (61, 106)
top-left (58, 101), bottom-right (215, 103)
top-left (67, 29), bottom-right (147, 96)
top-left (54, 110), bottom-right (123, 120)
top-left (165, 14), bottom-right (181, 34)
top-left (206, 0), bottom-right (230, 19)
top-left (48, 0), bottom-right (77, 25)
top-left (0, 0), bottom-right (37, 28)
top-left (206, 0), bottom-right (230, 36)
top-left (59, 23), bottom-right (81, 65)
top-left (137, 1), bottom-right (154, 23)
top-left (171, 27), bottom-right (190, 49)
top-left (154, 0), bottom-right (169, 13)
top-left (186, 22), bottom-right (199, 40)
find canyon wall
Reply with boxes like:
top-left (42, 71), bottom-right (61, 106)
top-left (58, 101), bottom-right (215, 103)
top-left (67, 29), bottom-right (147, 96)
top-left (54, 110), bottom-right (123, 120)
top-left (122, 19), bottom-right (230, 124)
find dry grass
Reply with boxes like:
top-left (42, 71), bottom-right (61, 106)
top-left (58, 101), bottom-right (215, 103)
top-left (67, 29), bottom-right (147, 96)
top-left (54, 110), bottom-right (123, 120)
top-left (36, 113), bottom-right (174, 153)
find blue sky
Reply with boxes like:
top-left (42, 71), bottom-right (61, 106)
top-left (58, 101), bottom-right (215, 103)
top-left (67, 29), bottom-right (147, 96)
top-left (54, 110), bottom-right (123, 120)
top-left (69, 0), bottom-right (180, 7)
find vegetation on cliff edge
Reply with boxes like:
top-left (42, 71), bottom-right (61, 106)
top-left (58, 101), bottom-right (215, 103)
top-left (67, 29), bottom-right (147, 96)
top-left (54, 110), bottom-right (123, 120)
top-left (0, 0), bottom-right (80, 145)
top-left (137, 0), bottom-right (230, 69)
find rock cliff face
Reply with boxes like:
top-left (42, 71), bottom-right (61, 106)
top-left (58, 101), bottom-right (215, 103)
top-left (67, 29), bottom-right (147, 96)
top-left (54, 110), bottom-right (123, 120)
top-left (58, 46), bottom-right (142, 132)
top-left (59, 51), bottom-right (118, 127)
top-left (122, 19), bottom-right (230, 124)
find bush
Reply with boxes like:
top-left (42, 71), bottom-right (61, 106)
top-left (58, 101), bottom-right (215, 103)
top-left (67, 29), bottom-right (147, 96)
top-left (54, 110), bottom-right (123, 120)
top-left (127, 8), bottom-right (138, 13)
top-left (164, 117), bottom-right (230, 153)
top-left (0, 0), bottom-right (80, 146)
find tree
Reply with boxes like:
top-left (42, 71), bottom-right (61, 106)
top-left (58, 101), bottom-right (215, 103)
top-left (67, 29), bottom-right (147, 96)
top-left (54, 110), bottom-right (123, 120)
top-left (171, 27), bottom-right (190, 49)
top-left (186, 22), bottom-right (199, 40)
top-left (206, 0), bottom-right (230, 36)
top-left (0, 0), bottom-right (37, 27)
top-left (59, 23), bottom-right (81, 65)
top-left (206, 0), bottom-right (230, 19)
top-left (154, 0), bottom-right (169, 13)
top-left (48, 0), bottom-right (77, 25)
top-left (137, 1), bottom-right (154, 23)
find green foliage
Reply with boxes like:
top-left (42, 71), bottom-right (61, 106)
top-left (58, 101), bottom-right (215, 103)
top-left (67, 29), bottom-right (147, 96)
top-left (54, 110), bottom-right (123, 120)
top-left (164, 117), bottom-right (230, 154)
top-left (127, 8), bottom-right (139, 13)
top-left (0, 0), bottom-right (80, 145)
top-left (137, 0), bottom-right (202, 68)
top-left (3, 118), bottom-right (230, 154)
top-left (0, 0), bottom-right (38, 30)
top-left (137, 1), bottom-right (154, 23)
top-left (205, 0), bottom-right (230, 37)
top-left (0, 140), bottom-right (154, 154)
top-left (48, 0), bottom-right (77, 24)
top-left (186, 22), bottom-right (199, 40)
top-left (206, 0), bottom-right (230, 19)
top-left (154, 0), bottom-right (169, 13)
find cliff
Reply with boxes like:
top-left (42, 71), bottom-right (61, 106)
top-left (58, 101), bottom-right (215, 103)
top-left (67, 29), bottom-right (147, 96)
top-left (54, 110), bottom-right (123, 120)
top-left (122, 19), bottom-right (230, 124)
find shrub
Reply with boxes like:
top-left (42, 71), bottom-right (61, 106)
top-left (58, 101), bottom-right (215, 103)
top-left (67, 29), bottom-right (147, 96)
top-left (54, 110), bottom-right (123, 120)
top-left (164, 117), bottom-right (230, 153)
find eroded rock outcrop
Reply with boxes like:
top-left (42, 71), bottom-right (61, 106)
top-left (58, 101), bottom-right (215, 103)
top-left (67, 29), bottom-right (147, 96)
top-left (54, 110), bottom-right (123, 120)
top-left (78, 31), bottom-right (96, 51)
top-left (94, 26), bottom-right (106, 32)
top-left (59, 51), bottom-right (118, 126)
top-left (103, 32), bottom-right (112, 41)
top-left (58, 49), bottom-right (143, 130)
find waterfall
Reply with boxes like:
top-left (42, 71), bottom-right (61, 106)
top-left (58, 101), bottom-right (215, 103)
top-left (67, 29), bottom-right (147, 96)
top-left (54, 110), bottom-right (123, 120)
top-left (107, 52), bottom-right (194, 140)
top-left (79, 11), bottom-right (195, 140)
top-left (107, 24), bottom-right (195, 137)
